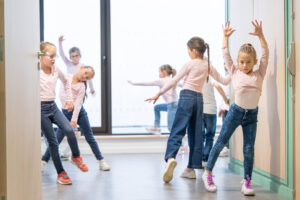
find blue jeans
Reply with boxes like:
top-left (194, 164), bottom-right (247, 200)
top-left (42, 107), bottom-right (104, 161)
top-left (165, 90), bottom-right (203, 169)
top-left (41, 101), bottom-right (80, 174)
top-left (202, 113), bottom-right (217, 162)
top-left (206, 104), bottom-right (258, 179)
top-left (154, 102), bottom-right (178, 132)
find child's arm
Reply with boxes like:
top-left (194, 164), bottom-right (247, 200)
top-left (58, 36), bottom-right (72, 66)
top-left (71, 84), bottom-right (85, 127)
top-left (57, 68), bottom-right (73, 111)
top-left (222, 22), bottom-right (236, 74)
top-left (213, 82), bottom-right (230, 105)
top-left (210, 65), bottom-right (231, 86)
top-left (249, 20), bottom-right (269, 77)
top-left (87, 79), bottom-right (95, 94)
top-left (145, 63), bottom-right (189, 104)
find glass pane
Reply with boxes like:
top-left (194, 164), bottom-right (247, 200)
top-left (111, 0), bottom-right (226, 134)
top-left (43, 0), bottom-right (101, 127)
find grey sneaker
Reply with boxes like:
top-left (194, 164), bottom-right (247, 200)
top-left (60, 155), bottom-right (69, 161)
top-left (180, 169), bottom-right (196, 179)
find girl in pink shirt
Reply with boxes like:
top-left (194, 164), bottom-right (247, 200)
top-left (42, 66), bottom-right (110, 171)
top-left (203, 20), bottom-right (269, 196)
top-left (58, 36), bottom-right (95, 94)
top-left (146, 37), bottom-right (230, 183)
top-left (128, 64), bottom-right (178, 134)
top-left (40, 42), bottom-right (88, 185)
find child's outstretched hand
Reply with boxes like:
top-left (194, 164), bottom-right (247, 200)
top-left (127, 80), bottom-right (133, 85)
top-left (59, 35), bottom-right (65, 42)
top-left (249, 20), bottom-right (263, 37)
top-left (145, 93), bottom-right (161, 104)
top-left (222, 21), bottom-right (235, 37)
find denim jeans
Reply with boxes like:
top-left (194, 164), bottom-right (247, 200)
top-left (165, 90), bottom-right (203, 169)
top-left (41, 101), bottom-right (80, 174)
top-left (42, 107), bottom-right (104, 161)
top-left (222, 110), bottom-right (229, 148)
top-left (154, 102), bottom-right (178, 132)
top-left (202, 113), bottom-right (217, 162)
top-left (206, 104), bottom-right (258, 179)
top-left (154, 103), bottom-right (167, 128)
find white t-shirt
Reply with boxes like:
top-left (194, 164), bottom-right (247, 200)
top-left (202, 77), bottom-right (217, 114)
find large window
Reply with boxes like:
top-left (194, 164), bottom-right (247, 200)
top-left (111, 0), bottom-right (226, 134)
top-left (41, 0), bottom-right (226, 134)
top-left (43, 0), bottom-right (103, 128)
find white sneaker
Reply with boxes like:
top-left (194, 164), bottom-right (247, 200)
top-left (202, 161), bottom-right (207, 168)
top-left (180, 169), bottom-right (196, 179)
top-left (241, 176), bottom-right (255, 196)
top-left (219, 147), bottom-right (229, 157)
top-left (163, 158), bottom-right (177, 183)
top-left (99, 159), bottom-right (110, 171)
top-left (202, 171), bottom-right (217, 192)
top-left (41, 160), bottom-right (47, 170)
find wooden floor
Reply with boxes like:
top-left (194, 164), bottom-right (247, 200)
top-left (42, 153), bottom-right (287, 200)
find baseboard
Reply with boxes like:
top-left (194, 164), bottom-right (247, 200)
top-left (229, 157), bottom-right (294, 200)
top-left (41, 135), bottom-right (184, 155)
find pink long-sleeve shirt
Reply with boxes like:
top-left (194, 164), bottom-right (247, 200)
top-left (40, 65), bottom-right (72, 102)
top-left (60, 75), bottom-right (85, 123)
top-left (131, 77), bottom-right (178, 103)
top-left (59, 41), bottom-right (95, 93)
top-left (160, 59), bottom-right (230, 95)
top-left (223, 46), bottom-right (269, 109)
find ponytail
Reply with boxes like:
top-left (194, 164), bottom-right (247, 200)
top-left (171, 68), bottom-right (177, 77)
top-left (83, 81), bottom-right (87, 103)
top-left (205, 43), bottom-right (210, 82)
top-left (82, 65), bottom-right (95, 103)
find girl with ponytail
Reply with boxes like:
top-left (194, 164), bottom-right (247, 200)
top-left (146, 36), bottom-right (230, 183)
top-left (128, 64), bottom-right (179, 134)
top-left (42, 66), bottom-right (111, 172)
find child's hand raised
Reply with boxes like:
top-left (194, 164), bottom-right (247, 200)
top-left (222, 21), bottom-right (235, 37)
top-left (58, 35), bottom-right (65, 42)
top-left (249, 20), bottom-right (263, 37)
top-left (145, 93), bottom-right (161, 104)
top-left (127, 80), bottom-right (133, 85)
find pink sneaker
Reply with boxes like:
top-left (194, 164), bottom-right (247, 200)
top-left (202, 171), bottom-right (217, 192)
top-left (241, 175), bottom-right (255, 196)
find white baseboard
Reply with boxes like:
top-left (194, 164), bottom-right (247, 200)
top-left (41, 135), bottom-right (186, 155)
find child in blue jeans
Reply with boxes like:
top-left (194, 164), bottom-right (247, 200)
top-left (202, 20), bottom-right (269, 196)
top-left (40, 42), bottom-right (88, 185)
top-left (146, 37), bottom-right (230, 183)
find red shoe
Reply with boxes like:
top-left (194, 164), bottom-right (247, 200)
top-left (70, 156), bottom-right (89, 172)
top-left (57, 171), bottom-right (72, 185)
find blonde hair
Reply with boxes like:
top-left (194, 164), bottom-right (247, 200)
top-left (238, 43), bottom-right (257, 60)
top-left (82, 65), bottom-right (95, 102)
top-left (159, 64), bottom-right (176, 77)
top-left (84, 65), bottom-right (95, 78)
top-left (40, 42), bottom-right (56, 53)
